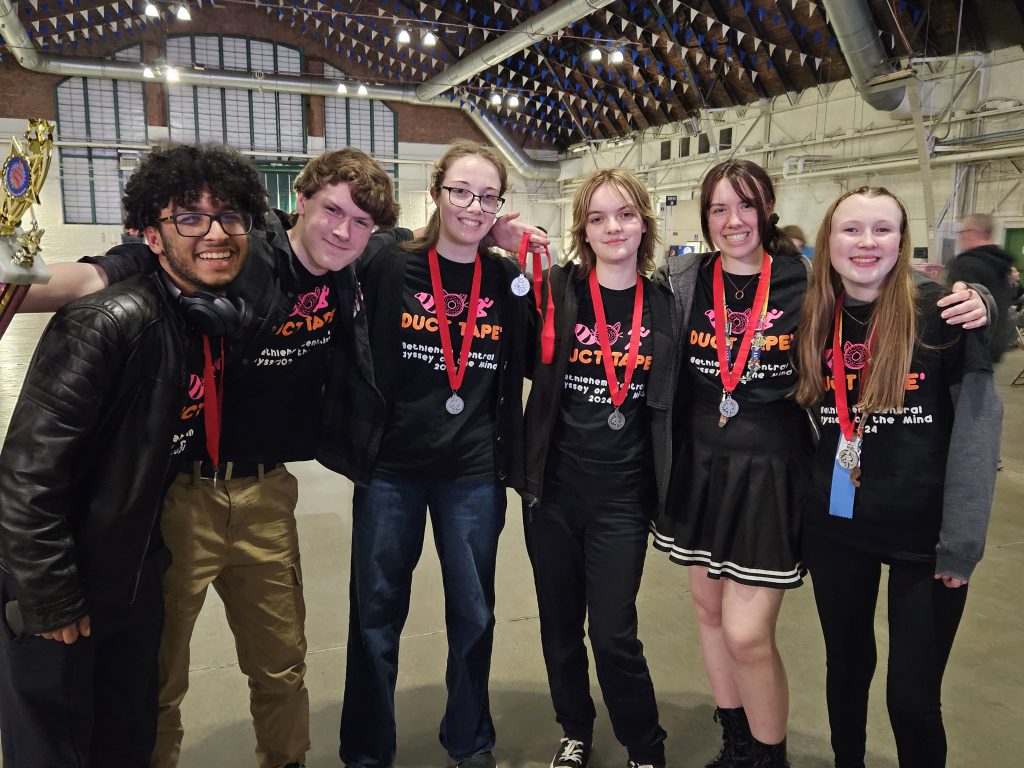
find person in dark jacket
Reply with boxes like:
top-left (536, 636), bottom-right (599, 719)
top-left (521, 169), bottom-right (676, 768)
top-left (0, 142), bottom-right (263, 767)
top-left (948, 213), bottom-right (1016, 362)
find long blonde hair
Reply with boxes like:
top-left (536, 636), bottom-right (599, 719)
top-left (403, 140), bottom-right (508, 254)
top-left (795, 187), bottom-right (917, 412)
top-left (566, 168), bottom-right (659, 278)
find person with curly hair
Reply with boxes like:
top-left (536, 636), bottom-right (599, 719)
top-left (0, 142), bottom-right (261, 766)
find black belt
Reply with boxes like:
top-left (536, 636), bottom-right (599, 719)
top-left (186, 461), bottom-right (280, 481)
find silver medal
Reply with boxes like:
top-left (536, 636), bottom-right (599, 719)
top-left (837, 446), bottom-right (860, 470)
top-left (608, 409), bottom-right (626, 431)
top-left (445, 393), bottom-right (465, 415)
top-left (510, 274), bottom-right (530, 297)
top-left (719, 395), bottom-right (739, 419)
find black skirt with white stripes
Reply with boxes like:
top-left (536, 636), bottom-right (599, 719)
top-left (653, 393), bottom-right (813, 589)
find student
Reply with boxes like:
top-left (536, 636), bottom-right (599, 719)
top-left (521, 169), bottom-right (675, 768)
top-left (795, 187), bottom-right (1000, 768)
top-left (20, 147), bottom-right (400, 768)
top-left (329, 141), bottom-right (533, 768)
top-left (651, 161), bottom-right (991, 768)
top-left (0, 143), bottom-right (262, 766)
top-left (653, 160), bottom-right (809, 768)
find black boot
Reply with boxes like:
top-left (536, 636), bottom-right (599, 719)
top-left (705, 707), bottom-right (753, 768)
top-left (749, 736), bottom-right (790, 768)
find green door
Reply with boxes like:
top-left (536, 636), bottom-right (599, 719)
top-left (1005, 228), bottom-right (1024, 268)
top-left (259, 164), bottom-right (303, 216)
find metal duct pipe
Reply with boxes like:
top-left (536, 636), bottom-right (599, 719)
top-left (415, 0), bottom-right (615, 100)
top-left (0, 2), bottom-right (560, 180)
top-left (782, 143), bottom-right (1024, 180)
top-left (820, 0), bottom-right (906, 111)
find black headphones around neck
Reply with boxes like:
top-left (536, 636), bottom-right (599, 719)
top-left (159, 270), bottom-right (253, 337)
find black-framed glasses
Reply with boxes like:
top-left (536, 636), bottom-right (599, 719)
top-left (440, 185), bottom-right (505, 214)
top-left (154, 211), bottom-right (254, 237)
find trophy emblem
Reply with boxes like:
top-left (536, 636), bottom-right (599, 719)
top-left (1, 119), bottom-right (54, 339)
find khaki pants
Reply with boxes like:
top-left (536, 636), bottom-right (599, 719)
top-left (152, 465), bottom-right (309, 768)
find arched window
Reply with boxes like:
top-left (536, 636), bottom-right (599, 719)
top-left (165, 35), bottom-right (305, 155)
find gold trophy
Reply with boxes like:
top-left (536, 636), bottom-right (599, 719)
top-left (1, 119), bottom-right (54, 339)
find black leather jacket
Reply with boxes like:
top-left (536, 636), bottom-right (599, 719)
top-left (0, 273), bottom-right (192, 634)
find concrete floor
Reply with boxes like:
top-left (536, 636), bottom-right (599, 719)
top-left (1, 309), bottom-right (1022, 767)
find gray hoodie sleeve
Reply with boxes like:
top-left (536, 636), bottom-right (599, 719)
top-left (936, 370), bottom-right (1002, 580)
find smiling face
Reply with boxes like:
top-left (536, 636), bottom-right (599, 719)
top-left (433, 154), bottom-right (501, 258)
top-left (706, 178), bottom-right (766, 268)
top-left (828, 193), bottom-right (904, 301)
top-left (583, 183), bottom-right (646, 270)
top-left (291, 181), bottom-right (375, 275)
top-left (144, 189), bottom-right (248, 295)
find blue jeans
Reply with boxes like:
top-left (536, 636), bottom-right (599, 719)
top-left (339, 475), bottom-right (506, 767)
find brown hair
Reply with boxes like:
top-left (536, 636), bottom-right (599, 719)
top-left (700, 160), bottom-right (800, 260)
top-left (293, 147), bottom-right (399, 228)
top-left (795, 187), bottom-right (917, 412)
top-left (403, 140), bottom-right (508, 253)
top-left (566, 168), bottom-right (659, 278)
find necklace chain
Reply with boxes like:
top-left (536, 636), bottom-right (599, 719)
top-left (841, 305), bottom-right (870, 326)
top-left (723, 270), bottom-right (758, 300)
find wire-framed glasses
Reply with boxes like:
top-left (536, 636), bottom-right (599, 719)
top-left (440, 185), bottom-right (505, 214)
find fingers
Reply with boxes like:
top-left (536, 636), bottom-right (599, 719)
top-left (78, 615), bottom-right (91, 638)
top-left (933, 573), bottom-right (967, 588)
top-left (39, 617), bottom-right (90, 644)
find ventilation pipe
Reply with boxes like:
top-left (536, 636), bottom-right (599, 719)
top-left (0, 1), bottom-right (561, 180)
top-left (820, 0), bottom-right (906, 112)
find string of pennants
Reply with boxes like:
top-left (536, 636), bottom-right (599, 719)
top-left (2, 0), bottom-right (921, 143)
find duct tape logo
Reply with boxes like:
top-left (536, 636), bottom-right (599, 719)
top-left (3, 156), bottom-right (31, 199)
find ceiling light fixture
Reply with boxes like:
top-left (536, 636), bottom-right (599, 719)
top-left (610, 49), bottom-right (624, 65)
top-left (357, 84), bottom-right (368, 96)
top-left (142, 66), bottom-right (155, 78)
top-left (589, 48), bottom-right (602, 62)
top-left (175, 3), bottom-right (190, 21)
top-left (489, 92), bottom-right (502, 106)
top-left (423, 30), bottom-right (437, 47)
top-left (164, 66), bottom-right (180, 82)
top-left (397, 28), bottom-right (411, 44)
top-left (337, 83), bottom-right (347, 94)
top-left (507, 94), bottom-right (520, 108)
top-left (144, 2), bottom-right (159, 18)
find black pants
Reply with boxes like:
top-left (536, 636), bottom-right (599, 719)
top-left (525, 494), bottom-right (666, 764)
top-left (806, 537), bottom-right (967, 768)
top-left (0, 555), bottom-right (166, 767)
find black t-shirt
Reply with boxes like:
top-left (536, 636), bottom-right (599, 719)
top-left (805, 283), bottom-right (992, 562)
top-left (684, 254), bottom-right (805, 407)
top-left (374, 249), bottom-right (505, 481)
top-left (171, 343), bottom-right (207, 463)
top-left (545, 279), bottom-right (656, 506)
top-left (216, 261), bottom-right (337, 462)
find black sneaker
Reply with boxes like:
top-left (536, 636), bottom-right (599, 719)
top-left (551, 738), bottom-right (591, 768)
top-left (626, 761), bottom-right (664, 768)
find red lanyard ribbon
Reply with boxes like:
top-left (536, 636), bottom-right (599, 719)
top-left (831, 294), bottom-right (875, 441)
top-left (428, 247), bottom-right (482, 395)
top-left (518, 233), bottom-right (556, 364)
top-left (713, 252), bottom-right (772, 393)
top-left (201, 336), bottom-right (225, 469)
top-left (588, 268), bottom-right (644, 409)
